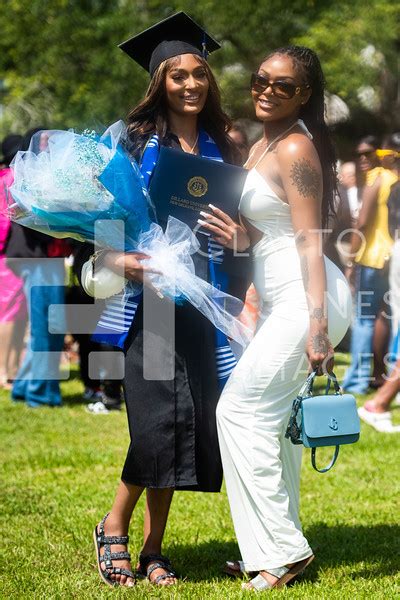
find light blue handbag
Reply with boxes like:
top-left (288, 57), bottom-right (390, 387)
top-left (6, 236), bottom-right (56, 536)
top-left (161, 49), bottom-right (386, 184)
top-left (285, 371), bottom-right (360, 473)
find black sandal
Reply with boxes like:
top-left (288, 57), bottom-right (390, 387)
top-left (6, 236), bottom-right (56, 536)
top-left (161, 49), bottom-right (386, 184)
top-left (138, 553), bottom-right (178, 586)
top-left (93, 513), bottom-right (136, 587)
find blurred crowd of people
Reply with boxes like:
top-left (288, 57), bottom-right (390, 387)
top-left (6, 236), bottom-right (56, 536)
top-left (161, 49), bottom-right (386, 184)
top-left (0, 123), bottom-right (399, 431)
top-left (327, 133), bottom-right (400, 432)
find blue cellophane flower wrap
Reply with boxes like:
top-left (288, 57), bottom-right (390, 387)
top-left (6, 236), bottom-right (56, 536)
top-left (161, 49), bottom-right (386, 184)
top-left (9, 121), bottom-right (153, 250)
top-left (6, 121), bottom-right (251, 347)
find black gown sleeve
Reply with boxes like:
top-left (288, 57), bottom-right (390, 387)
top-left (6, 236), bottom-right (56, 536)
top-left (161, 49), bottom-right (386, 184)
top-left (222, 249), bottom-right (253, 303)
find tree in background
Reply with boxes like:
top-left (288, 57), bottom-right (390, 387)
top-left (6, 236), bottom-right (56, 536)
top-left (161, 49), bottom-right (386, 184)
top-left (0, 0), bottom-right (398, 144)
top-left (294, 0), bottom-right (399, 154)
top-left (0, 0), bottom-right (147, 133)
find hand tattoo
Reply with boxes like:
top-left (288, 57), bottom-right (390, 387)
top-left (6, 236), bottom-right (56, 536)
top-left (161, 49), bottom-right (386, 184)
top-left (311, 332), bottom-right (329, 354)
top-left (311, 307), bottom-right (325, 322)
top-left (290, 158), bottom-right (320, 200)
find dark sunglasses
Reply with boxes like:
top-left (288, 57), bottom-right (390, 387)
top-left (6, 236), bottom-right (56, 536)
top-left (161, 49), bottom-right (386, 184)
top-left (250, 73), bottom-right (309, 99)
top-left (355, 150), bottom-right (376, 158)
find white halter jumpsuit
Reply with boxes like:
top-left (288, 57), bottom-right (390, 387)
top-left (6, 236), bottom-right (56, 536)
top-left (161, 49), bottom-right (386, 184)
top-left (216, 123), bottom-right (314, 570)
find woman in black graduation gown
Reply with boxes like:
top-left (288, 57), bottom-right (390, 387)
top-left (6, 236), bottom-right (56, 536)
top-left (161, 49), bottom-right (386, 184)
top-left (80, 13), bottom-right (250, 587)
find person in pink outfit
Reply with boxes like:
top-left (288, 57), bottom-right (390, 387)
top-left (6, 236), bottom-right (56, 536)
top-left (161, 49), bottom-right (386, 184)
top-left (0, 134), bottom-right (27, 389)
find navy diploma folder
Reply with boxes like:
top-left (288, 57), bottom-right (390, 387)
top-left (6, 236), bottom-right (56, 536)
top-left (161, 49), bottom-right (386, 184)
top-left (149, 147), bottom-right (248, 231)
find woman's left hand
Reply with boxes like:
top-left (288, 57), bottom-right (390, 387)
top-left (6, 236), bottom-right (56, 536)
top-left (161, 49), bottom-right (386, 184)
top-left (198, 204), bottom-right (250, 252)
top-left (306, 328), bottom-right (334, 376)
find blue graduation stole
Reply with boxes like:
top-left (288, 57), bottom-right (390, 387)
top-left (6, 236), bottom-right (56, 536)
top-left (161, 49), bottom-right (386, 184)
top-left (93, 129), bottom-right (237, 388)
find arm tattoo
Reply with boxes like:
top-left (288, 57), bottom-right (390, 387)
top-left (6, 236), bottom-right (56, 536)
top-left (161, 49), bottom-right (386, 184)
top-left (300, 255), bottom-right (309, 290)
top-left (312, 332), bottom-right (329, 354)
top-left (290, 158), bottom-right (320, 200)
top-left (311, 307), bottom-right (325, 322)
top-left (296, 233), bottom-right (306, 245)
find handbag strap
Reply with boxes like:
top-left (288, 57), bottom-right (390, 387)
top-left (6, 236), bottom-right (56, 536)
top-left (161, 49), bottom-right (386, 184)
top-left (306, 370), bottom-right (341, 397)
top-left (285, 395), bottom-right (303, 444)
top-left (324, 372), bottom-right (341, 395)
top-left (285, 370), bottom-right (341, 441)
top-left (285, 370), bottom-right (320, 443)
top-left (311, 446), bottom-right (340, 473)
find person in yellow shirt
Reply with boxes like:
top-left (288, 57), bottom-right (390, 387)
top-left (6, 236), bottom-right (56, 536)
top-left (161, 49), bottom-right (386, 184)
top-left (343, 134), bottom-right (399, 393)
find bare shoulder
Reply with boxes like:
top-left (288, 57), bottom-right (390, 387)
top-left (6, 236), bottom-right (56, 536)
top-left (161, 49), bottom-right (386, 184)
top-left (276, 132), bottom-right (320, 167)
top-left (277, 133), bottom-right (322, 200)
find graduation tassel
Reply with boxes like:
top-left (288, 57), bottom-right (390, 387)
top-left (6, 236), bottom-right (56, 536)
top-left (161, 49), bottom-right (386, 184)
top-left (202, 32), bottom-right (208, 59)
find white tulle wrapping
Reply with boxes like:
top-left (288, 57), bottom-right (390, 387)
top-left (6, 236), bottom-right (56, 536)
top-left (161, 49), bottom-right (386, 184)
top-left (11, 130), bottom-right (113, 214)
top-left (136, 217), bottom-right (252, 347)
top-left (7, 120), bottom-right (252, 347)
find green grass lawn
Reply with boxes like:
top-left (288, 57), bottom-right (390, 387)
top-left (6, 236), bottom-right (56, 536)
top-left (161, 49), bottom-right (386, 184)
top-left (1, 353), bottom-right (399, 599)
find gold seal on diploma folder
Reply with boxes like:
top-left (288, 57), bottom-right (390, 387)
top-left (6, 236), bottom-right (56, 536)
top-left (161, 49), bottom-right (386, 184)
top-left (187, 176), bottom-right (208, 197)
top-left (149, 147), bottom-right (247, 230)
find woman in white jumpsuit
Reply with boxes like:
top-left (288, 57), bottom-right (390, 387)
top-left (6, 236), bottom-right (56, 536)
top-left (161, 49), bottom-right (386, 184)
top-left (201, 46), bottom-right (338, 591)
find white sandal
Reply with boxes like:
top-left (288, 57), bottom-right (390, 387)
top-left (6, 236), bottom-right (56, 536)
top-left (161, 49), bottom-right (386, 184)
top-left (224, 560), bottom-right (257, 578)
top-left (242, 555), bottom-right (314, 591)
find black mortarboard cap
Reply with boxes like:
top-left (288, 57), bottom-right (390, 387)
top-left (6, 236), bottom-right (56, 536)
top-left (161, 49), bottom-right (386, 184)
top-left (119, 12), bottom-right (221, 77)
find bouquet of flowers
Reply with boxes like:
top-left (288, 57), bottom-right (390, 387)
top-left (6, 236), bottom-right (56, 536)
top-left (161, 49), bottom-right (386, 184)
top-left (9, 121), bottom-right (153, 250)
top-left (6, 121), bottom-right (251, 346)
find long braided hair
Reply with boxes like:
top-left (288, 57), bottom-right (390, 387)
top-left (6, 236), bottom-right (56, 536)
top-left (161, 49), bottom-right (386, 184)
top-left (264, 45), bottom-right (337, 228)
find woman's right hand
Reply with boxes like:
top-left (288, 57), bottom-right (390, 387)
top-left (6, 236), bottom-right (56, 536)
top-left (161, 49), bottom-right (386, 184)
top-left (104, 251), bottom-right (156, 283)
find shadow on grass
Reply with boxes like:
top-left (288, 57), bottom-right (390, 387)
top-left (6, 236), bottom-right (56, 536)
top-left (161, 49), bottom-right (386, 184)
top-left (167, 523), bottom-right (400, 582)
top-left (306, 522), bottom-right (400, 578)
top-left (61, 370), bottom-right (125, 408)
top-left (61, 395), bottom-right (89, 407)
top-left (60, 368), bottom-right (89, 406)
top-left (165, 539), bottom-right (239, 582)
